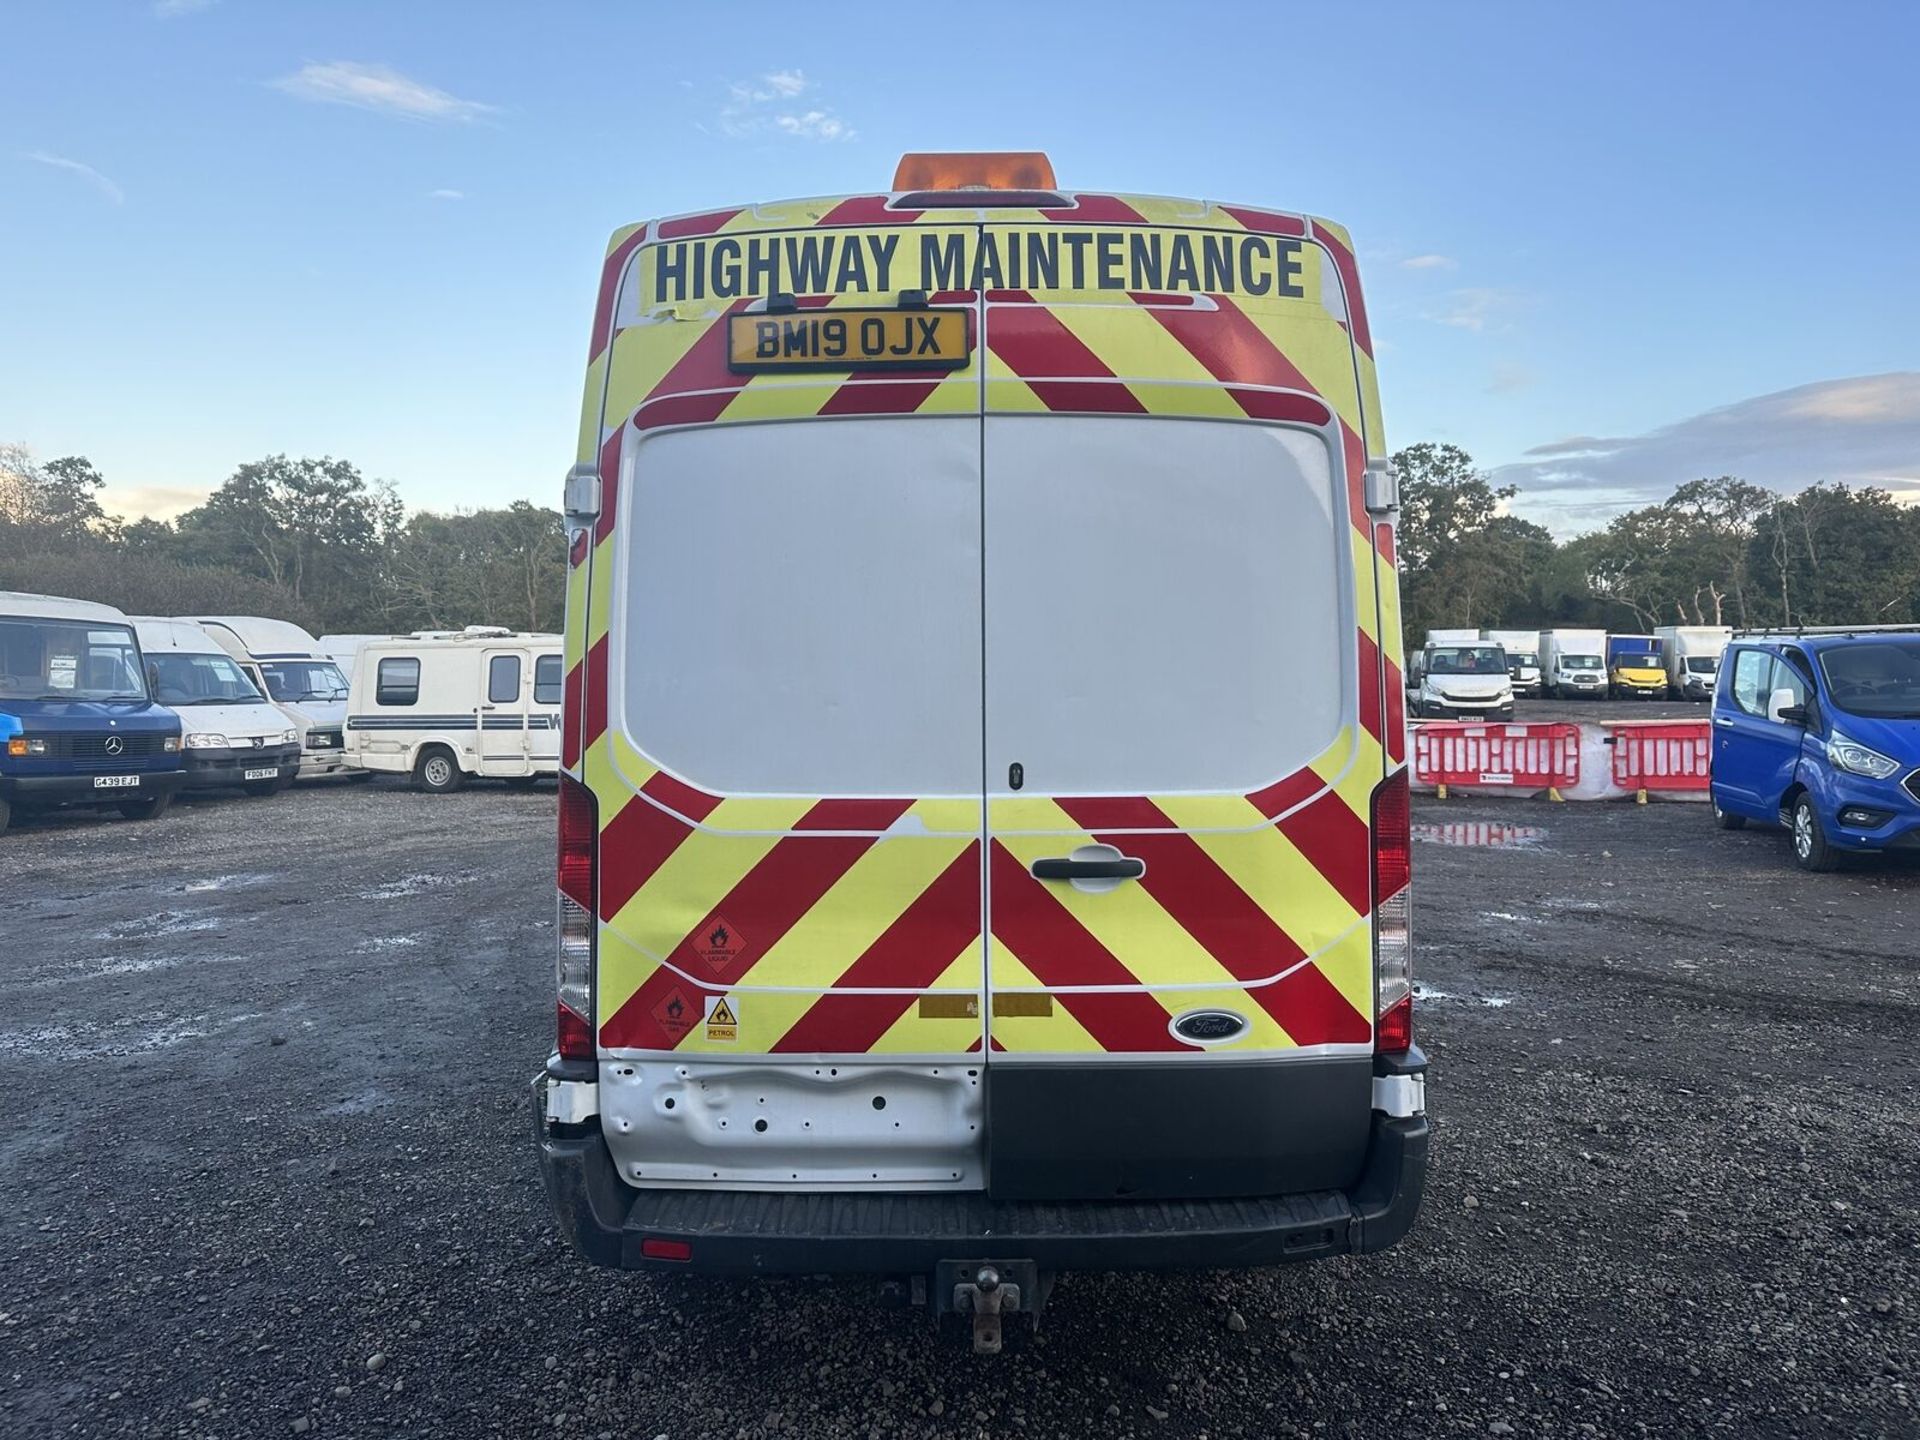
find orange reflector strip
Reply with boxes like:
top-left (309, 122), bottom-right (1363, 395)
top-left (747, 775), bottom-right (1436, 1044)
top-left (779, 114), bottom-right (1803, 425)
top-left (893, 151), bottom-right (1057, 191)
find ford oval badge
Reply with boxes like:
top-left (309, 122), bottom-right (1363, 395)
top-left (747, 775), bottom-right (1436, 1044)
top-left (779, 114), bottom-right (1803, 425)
top-left (1172, 1010), bottom-right (1248, 1045)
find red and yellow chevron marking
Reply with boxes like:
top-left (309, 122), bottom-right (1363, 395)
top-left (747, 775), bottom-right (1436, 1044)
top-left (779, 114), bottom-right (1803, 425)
top-left (562, 190), bottom-right (1400, 1062)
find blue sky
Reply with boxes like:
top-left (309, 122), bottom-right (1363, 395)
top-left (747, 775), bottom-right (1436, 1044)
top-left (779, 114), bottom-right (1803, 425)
top-left (3, 0), bottom-right (1915, 535)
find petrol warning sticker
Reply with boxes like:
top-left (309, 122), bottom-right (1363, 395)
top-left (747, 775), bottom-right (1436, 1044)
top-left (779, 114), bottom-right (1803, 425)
top-left (691, 916), bottom-right (746, 972)
top-left (704, 995), bottom-right (739, 1044)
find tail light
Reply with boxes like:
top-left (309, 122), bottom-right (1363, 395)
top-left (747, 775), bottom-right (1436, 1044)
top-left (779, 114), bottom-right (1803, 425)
top-left (556, 772), bottom-right (597, 1061)
top-left (1370, 768), bottom-right (1412, 1054)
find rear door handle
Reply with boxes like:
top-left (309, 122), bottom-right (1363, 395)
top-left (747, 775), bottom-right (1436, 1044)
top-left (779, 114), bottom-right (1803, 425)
top-left (1030, 856), bottom-right (1145, 882)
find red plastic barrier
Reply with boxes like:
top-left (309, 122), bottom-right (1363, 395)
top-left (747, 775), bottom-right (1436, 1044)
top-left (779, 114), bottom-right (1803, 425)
top-left (1605, 720), bottom-right (1712, 799)
top-left (1411, 722), bottom-right (1581, 799)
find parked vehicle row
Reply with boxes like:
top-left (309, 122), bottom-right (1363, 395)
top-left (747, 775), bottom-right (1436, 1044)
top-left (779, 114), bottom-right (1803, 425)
top-left (0, 590), bottom-right (563, 833)
top-left (1407, 625), bottom-right (1735, 706)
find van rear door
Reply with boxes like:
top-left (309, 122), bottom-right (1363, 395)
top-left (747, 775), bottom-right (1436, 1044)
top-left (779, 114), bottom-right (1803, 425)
top-left (585, 229), bottom-right (990, 1188)
top-left (976, 267), bottom-right (1381, 1201)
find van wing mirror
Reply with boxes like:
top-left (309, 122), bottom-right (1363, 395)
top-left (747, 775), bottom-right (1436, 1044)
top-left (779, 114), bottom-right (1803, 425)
top-left (1768, 687), bottom-right (1809, 726)
top-left (563, 463), bottom-right (602, 527)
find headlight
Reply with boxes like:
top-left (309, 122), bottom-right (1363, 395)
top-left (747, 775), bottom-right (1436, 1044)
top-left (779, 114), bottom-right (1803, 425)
top-left (281, 728), bottom-right (298, 745)
top-left (163, 736), bottom-right (180, 753)
top-left (183, 732), bottom-right (230, 750)
top-left (1827, 735), bottom-right (1901, 780)
top-left (6, 737), bottom-right (47, 756)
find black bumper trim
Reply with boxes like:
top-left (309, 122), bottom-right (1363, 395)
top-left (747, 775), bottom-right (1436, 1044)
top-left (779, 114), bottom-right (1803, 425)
top-left (1, 769), bottom-right (187, 801)
top-left (534, 1055), bottom-right (1430, 1275)
top-left (181, 746), bottom-right (302, 788)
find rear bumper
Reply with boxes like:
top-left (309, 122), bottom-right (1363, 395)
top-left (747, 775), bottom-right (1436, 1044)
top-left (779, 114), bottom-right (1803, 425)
top-left (533, 1052), bottom-right (1430, 1275)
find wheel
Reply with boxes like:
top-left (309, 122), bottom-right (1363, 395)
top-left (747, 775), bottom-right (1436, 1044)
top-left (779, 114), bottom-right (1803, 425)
top-left (117, 792), bottom-right (173, 821)
top-left (1712, 802), bottom-right (1746, 831)
top-left (1790, 796), bottom-right (1838, 872)
top-left (415, 748), bottom-right (466, 793)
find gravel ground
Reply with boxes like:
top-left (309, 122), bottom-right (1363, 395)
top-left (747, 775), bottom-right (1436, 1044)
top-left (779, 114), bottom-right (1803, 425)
top-left (1509, 696), bottom-right (1709, 725)
top-left (1, 782), bottom-right (1916, 1439)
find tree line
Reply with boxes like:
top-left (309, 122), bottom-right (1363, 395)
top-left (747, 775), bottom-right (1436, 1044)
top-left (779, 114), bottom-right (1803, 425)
top-left (0, 446), bottom-right (567, 637)
top-left (1393, 442), bottom-right (1920, 639)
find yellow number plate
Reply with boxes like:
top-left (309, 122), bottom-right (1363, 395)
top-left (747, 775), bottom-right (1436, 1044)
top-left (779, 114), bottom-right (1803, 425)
top-left (727, 308), bottom-right (971, 373)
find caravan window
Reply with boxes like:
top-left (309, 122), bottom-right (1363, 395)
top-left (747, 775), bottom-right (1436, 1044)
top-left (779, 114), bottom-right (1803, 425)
top-left (534, 654), bottom-right (563, 706)
top-left (376, 657), bottom-right (420, 706)
top-left (488, 655), bottom-right (521, 704)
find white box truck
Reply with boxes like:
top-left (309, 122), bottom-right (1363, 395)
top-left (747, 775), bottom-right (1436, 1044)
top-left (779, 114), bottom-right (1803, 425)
top-left (188, 616), bottom-right (358, 779)
top-left (1481, 628), bottom-right (1544, 697)
top-left (1539, 628), bottom-right (1609, 699)
top-left (1654, 625), bottom-right (1732, 700)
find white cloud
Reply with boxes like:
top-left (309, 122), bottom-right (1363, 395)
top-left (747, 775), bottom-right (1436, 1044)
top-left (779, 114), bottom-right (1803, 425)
top-left (720, 70), bottom-right (855, 142)
top-left (101, 485), bottom-right (208, 522)
top-left (153, 0), bottom-right (216, 15)
top-left (427, 188), bottom-right (465, 201)
top-left (23, 151), bottom-right (124, 204)
top-left (1428, 287), bottom-right (1520, 332)
top-left (1400, 254), bottom-right (1457, 271)
top-left (1494, 373), bottom-right (1920, 534)
top-left (271, 62), bottom-right (496, 123)
top-left (774, 110), bottom-right (852, 141)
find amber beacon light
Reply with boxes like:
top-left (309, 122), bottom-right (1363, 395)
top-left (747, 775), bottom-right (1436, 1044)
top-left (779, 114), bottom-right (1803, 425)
top-left (892, 151), bottom-right (1058, 192)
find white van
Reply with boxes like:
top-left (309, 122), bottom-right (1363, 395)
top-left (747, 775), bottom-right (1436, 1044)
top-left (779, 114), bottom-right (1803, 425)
top-left (1481, 628), bottom-right (1544, 697)
top-left (1655, 625), bottom-right (1732, 700)
top-left (132, 618), bottom-right (300, 795)
top-left (344, 632), bottom-right (563, 791)
top-left (188, 616), bottom-right (357, 779)
top-left (1539, 628), bottom-right (1609, 699)
top-left (1412, 640), bottom-right (1515, 719)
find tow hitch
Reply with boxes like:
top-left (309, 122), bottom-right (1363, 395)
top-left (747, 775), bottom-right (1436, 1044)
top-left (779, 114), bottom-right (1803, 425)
top-left (934, 1260), bottom-right (1051, 1354)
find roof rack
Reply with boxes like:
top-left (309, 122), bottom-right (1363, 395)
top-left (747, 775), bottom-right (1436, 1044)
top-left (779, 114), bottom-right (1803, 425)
top-left (1733, 624), bottom-right (1920, 638)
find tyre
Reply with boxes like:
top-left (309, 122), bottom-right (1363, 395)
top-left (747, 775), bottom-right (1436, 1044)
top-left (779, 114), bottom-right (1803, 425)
top-left (415, 747), bottom-right (466, 793)
top-left (0, 795), bottom-right (10, 834)
top-left (1712, 802), bottom-right (1746, 831)
top-left (117, 792), bottom-right (173, 822)
top-left (1790, 795), bottom-right (1839, 872)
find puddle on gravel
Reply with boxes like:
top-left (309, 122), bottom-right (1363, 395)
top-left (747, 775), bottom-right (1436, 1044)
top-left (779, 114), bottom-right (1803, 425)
top-left (1415, 983), bottom-right (1515, 1008)
top-left (93, 910), bottom-right (223, 942)
top-left (1412, 822), bottom-right (1547, 849)
top-left (180, 872), bottom-right (276, 894)
top-left (358, 872), bottom-right (476, 900)
top-left (324, 1087), bottom-right (394, 1116)
top-left (0, 1008), bottom-right (264, 1059)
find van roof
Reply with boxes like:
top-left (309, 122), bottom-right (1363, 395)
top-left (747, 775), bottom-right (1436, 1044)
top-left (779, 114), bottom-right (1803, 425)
top-left (0, 590), bottom-right (130, 624)
top-left (360, 631), bottom-right (562, 650)
top-left (186, 615), bottom-right (320, 654)
top-left (129, 616), bottom-right (226, 653)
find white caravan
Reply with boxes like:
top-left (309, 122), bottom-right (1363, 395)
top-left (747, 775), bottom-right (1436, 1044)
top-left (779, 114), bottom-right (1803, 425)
top-left (1481, 628), bottom-right (1544, 697)
top-left (1539, 628), bottom-right (1609, 699)
top-left (188, 616), bottom-right (357, 779)
top-left (316, 634), bottom-right (387, 672)
top-left (1654, 625), bottom-right (1732, 701)
top-left (343, 632), bottom-right (564, 791)
top-left (132, 618), bottom-right (300, 795)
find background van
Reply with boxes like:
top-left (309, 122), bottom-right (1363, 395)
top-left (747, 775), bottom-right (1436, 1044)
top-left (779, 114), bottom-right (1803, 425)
top-left (133, 618), bottom-right (299, 795)
top-left (188, 616), bottom-right (357, 779)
